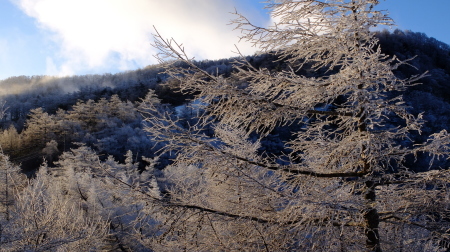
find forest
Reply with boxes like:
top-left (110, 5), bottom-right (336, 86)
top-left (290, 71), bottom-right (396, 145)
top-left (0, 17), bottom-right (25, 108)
top-left (1, 0), bottom-right (450, 251)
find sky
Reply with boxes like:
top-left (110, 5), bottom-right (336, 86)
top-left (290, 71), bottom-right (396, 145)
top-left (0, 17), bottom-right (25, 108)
top-left (0, 0), bottom-right (449, 81)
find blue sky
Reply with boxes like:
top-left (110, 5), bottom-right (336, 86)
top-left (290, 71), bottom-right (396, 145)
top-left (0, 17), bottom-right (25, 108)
top-left (0, 0), bottom-right (449, 81)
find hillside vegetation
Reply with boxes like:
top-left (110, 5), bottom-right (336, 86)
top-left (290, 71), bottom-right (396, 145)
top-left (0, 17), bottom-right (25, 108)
top-left (1, 29), bottom-right (449, 172)
top-left (1, 2), bottom-right (450, 248)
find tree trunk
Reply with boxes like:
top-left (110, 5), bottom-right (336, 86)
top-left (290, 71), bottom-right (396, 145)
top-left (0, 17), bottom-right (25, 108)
top-left (364, 180), bottom-right (381, 252)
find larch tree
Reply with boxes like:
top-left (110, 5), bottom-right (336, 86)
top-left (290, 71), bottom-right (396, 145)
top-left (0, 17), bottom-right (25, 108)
top-left (0, 151), bottom-right (24, 224)
top-left (0, 104), bottom-right (25, 241)
top-left (141, 0), bottom-right (450, 251)
top-left (23, 108), bottom-right (56, 149)
top-left (1, 163), bottom-right (109, 251)
top-left (0, 125), bottom-right (21, 155)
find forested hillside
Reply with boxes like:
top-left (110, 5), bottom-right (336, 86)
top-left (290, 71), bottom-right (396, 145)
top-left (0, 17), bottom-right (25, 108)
top-left (1, 0), bottom-right (450, 250)
top-left (0, 28), bottom-right (449, 172)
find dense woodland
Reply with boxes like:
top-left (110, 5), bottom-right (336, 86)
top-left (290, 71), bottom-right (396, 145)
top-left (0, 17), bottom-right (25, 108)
top-left (0, 29), bottom-right (449, 173)
top-left (1, 0), bottom-right (450, 251)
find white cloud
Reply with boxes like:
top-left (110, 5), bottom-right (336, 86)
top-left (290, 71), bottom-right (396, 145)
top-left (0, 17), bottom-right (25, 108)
top-left (45, 56), bottom-right (58, 75)
top-left (14, 0), bottom-right (267, 76)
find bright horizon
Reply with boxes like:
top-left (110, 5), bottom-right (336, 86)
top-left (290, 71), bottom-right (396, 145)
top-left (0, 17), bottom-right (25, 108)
top-left (1, 0), bottom-right (449, 81)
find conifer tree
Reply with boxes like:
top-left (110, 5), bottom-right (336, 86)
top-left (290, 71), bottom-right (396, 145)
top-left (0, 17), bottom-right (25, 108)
top-left (0, 125), bottom-right (21, 155)
top-left (2, 163), bottom-right (108, 251)
top-left (145, 0), bottom-right (450, 251)
top-left (23, 108), bottom-right (56, 148)
top-left (0, 152), bottom-right (24, 223)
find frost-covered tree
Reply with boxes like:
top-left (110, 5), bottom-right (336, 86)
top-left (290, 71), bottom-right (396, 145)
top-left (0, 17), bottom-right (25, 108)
top-left (53, 146), bottom-right (162, 251)
top-left (23, 108), bottom-right (56, 148)
top-left (108, 94), bottom-right (136, 122)
top-left (67, 100), bottom-right (99, 131)
top-left (42, 140), bottom-right (59, 164)
top-left (0, 151), bottom-right (24, 224)
top-left (0, 125), bottom-right (21, 155)
top-left (144, 0), bottom-right (450, 251)
top-left (1, 163), bottom-right (109, 251)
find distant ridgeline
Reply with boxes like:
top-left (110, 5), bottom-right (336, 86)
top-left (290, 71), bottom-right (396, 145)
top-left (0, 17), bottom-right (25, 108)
top-left (0, 29), bottom-right (449, 171)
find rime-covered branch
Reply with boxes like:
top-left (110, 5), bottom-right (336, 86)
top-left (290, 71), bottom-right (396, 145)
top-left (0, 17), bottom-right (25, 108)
top-left (144, 1), bottom-right (450, 251)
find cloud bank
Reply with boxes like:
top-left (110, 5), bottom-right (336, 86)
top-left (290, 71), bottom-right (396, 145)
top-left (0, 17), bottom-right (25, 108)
top-left (14, 0), bottom-right (269, 76)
